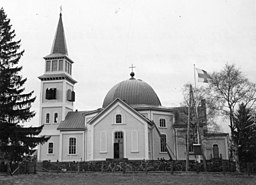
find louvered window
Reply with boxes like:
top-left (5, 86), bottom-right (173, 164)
top-left (67, 89), bottom-right (75, 102)
top-left (46, 88), bottom-right (57, 100)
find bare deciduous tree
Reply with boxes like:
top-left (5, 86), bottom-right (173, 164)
top-left (208, 64), bottom-right (256, 172)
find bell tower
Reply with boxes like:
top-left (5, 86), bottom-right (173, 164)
top-left (38, 12), bottom-right (77, 161)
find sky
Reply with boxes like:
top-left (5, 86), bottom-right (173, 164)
top-left (2, 0), bottom-right (256, 132)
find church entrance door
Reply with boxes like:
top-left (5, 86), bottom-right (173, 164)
top-left (114, 132), bottom-right (123, 159)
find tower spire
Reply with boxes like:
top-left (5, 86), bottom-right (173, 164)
top-left (51, 11), bottom-right (68, 55)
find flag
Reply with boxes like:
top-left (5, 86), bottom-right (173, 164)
top-left (196, 68), bottom-right (211, 83)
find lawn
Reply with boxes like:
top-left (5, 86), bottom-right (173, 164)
top-left (0, 172), bottom-right (255, 185)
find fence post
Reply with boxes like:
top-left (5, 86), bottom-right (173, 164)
top-left (57, 160), bottom-right (59, 174)
top-left (145, 161), bottom-right (148, 175)
top-left (101, 162), bottom-right (104, 173)
top-left (34, 160), bottom-right (37, 174)
top-left (222, 160), bottom-right (226, 175)
top-left (170, 161), bottom-right (174, 175)
top-left (77, 162), bottom-right (80, 173)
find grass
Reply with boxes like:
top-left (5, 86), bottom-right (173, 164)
top-left (0, 172), bottom-right (255, 185)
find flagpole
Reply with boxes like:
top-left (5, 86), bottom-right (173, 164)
top-left (186, 84), bottom-right (192, 172)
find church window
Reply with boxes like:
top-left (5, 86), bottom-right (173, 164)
top-left (67, 89), bottom-right (75, 102)
top-left (54, 113), bottom-right (58, 123)
top-left (59, 60), bottom-right (63, 71)
top-left (46, 113), bottom-right (50, 124)
top-left (48, 142), bottom-right (53, 154)
top-left (52, 60), bottom-right (58, 71)
top-left (65, 61), bottom-right (68, 73)
top-left (46, 61), bottom-right (51, 72)
top-left (69, 63), bottom-right (72, 75)
top-left (116, 114), bottom-right (122, 123)
top-left (65, 61), bottom-right (72, 75)
top-left (69, 137), bottom-right (76, 154)
top-left (160, 134), bottom-right (167, 153)
top-left (46, 88), bottom-right (57, 100)
top-left (131, 130), bottom-right (139, 152)
top-left (160, 118), bottom-right (166, 128)
top-left (213, 144), bottom-right (219, 158)
top-left (115, 132), bottom-right (123, 139)
top-left (67, 62), bottom-right (70, 74)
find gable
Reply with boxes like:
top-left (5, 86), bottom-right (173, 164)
top-left (89, 98), bottom-right (152, 127)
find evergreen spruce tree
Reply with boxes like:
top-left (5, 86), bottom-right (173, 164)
top-left (233, 103), bottom-right (256, 167)
top-left (0, 8), bottom-right (49, 162)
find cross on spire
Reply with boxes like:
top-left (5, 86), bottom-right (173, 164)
top-left (129, 64), bottom-right (136, 72)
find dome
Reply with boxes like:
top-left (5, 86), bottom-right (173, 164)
top-left (103, 73), bottom-right (161, 108)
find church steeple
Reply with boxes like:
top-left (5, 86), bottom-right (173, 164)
top-left (40, 11), bottom-right (76, 84)
top-left (51, 12), bottom-right (68, 55)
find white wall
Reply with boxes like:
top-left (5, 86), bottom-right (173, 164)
top-left (61, 132), bottom-right (84, 161)
top-left (91, 104), bottom-right (147, 160)
top-left (39, 135), bottom-right (59, 162)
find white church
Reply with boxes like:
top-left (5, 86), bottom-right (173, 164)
top-left (37, 13), bottom-right (229, 162)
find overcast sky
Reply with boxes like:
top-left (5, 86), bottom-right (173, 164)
top-left (2, 0), bottom-right (256, 131)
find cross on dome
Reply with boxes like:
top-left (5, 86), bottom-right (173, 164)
top-left (129, 64), bottom-right (136, 78)
top-left (129, 64), bottom-right (136, 72)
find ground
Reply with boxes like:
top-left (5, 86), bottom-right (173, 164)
top-left (0, 172), bottom-right (255, 185)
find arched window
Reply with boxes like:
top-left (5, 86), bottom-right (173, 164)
top-left (213, 144), bottom-right (219, 158)
top-left (54, 113), bottom-right (58, 123)
top-left (46, 113), bottom-right (50, 124)
top-left (48, 142), bottom-right (53, 154)
top-left (46, 88), bottom-right (56, 100)
top-left (160, 118), bottom-right (166, 128)
top-left (116, 114), bottom-right (122, 123)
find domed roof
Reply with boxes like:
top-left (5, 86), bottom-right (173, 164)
top-left (102, 73), bottom-right (161, 108)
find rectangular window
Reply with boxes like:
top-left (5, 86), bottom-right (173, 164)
top-left (46, 113), bottom-right (50, 124)
top-left (69, 137), bottom-right (76, 154)
top-left (52, 60), bottom-right (58, 71)
top-left (48, 142), bottom-right (53, 154)
top-left (160, 134), bottom-right (167, 153)
top-left (46, 61), bottom-right (51, 72)
top-left (67, 63), bottom-right (71, 75)
top-left (160, 119), bottom-right (166, 128)
top-left (54, 113), bottom-right (58, 123)
top-left (69, 64), bottom-right (72, 75)
top-left (59, 60), bottom-right (63, 71)
top-left (65, 61), bottom-right (68, 73)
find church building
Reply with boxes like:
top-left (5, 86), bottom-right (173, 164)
top-left (37, 13), bottom-right (229, 162)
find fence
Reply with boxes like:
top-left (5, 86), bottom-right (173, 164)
top-left (39, 159), bottom-right (240, 173)
top-left (0, 160), bottom-right (37, 175)
top-left (1, 159), bottom-right (255, 175)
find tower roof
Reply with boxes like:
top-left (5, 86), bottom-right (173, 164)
top-left (51, 13), bottom-right (68, 55)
